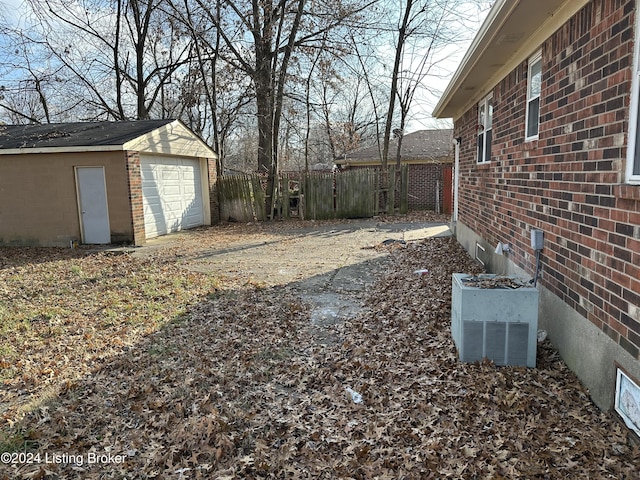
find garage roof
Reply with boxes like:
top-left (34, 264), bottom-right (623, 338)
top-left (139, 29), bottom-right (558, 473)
top-left (0, 119), bottom-right (216, 158)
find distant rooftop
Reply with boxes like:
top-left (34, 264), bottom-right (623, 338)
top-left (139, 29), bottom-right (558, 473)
top-left (340, 129), bottom-right (453, 165)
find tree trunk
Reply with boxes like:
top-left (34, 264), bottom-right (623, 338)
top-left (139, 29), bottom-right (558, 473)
top-left (381, 0), bottom-right (412, 213)
top-left (253, 33), bottom-right (275, 214)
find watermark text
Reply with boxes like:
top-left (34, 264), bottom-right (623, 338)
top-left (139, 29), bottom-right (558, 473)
top-left (1, 451), bottom-right (126, 466)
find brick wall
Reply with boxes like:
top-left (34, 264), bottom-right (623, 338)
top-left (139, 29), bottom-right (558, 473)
top-left (408, 163), bottom-right (450, 211)
top-left (454, 0), bottom-right (640, 359)
top-left (124, 150), bottom-right (146, 245)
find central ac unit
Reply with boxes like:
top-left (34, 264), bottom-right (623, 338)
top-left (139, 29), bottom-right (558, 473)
top-left (451, 273), bottom-right (538, 367)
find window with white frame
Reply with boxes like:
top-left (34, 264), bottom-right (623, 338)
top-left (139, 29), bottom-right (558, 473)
top-left (477, 93), bottom-right (493, 163)
top-left (526, 51), bottom-right (542, 140)
top-left (627, 7), bottom-right (640, 183)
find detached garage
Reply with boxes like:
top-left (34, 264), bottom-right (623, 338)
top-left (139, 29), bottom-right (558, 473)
top-left (0, 119), bottom-right (218, 246)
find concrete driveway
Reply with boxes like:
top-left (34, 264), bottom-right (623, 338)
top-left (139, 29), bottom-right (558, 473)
top-left (134, 218), bottom-right (451, 344)
top-left (159, 221), bottom-right (448, 283)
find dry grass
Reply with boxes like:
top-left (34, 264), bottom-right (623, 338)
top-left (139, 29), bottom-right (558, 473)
top-left (0, 248), bottom-right (220, 425)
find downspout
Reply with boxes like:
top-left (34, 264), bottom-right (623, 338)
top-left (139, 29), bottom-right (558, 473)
top-left (453, 137), bottom-right (461, 227)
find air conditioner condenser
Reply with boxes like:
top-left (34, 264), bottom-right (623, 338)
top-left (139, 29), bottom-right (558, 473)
top-left (451, 273), bottom-right (539, 367)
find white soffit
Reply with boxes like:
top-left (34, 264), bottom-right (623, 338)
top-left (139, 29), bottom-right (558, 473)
top-left (433, 0), bottom-right (590, 121)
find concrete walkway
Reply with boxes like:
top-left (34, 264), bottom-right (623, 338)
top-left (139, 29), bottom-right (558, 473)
top-left (135, 219), bottom-right (452, 345)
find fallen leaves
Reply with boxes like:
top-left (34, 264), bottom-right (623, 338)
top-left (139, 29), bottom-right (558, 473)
top-left (0, 226), bottom-right (639, 479)
top-left (0, 248), bottom-right (220, 425)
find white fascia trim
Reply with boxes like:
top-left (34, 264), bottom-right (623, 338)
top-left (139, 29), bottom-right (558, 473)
top-left (0, 145), bottom-right (124, 155)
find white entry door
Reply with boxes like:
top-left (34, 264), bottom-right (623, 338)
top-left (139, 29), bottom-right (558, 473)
top-left (75, 166), bottom-right (111, 244)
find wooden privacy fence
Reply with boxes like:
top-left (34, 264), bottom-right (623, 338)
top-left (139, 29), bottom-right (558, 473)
top-left (336, 168), bottom-right (377, 218)
top-left (217, 166), bottom-right (408, 222)
top-left (217, 174), bottom-right (267, 222)
top-left (302, 172), bottom-right (335, 220)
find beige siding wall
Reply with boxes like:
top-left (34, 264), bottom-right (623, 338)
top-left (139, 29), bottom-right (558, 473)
top-left (124, 121), bottom-right (215, 158)
top-left (0, 151), bottom-right (133, 246)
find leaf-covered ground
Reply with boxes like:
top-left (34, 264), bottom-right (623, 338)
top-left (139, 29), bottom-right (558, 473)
top-left (0, 248), bottom-right (220, 426)
top-left (1, 229), bottom-right (639, 479)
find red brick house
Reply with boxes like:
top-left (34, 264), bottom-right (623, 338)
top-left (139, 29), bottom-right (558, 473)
top-left (336, 129), bottom-right (454, 212)
top-left (434, 0), bottom-right (640, 415)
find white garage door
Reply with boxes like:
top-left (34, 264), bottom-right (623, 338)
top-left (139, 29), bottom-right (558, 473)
top-left (141, 155), bottom-right (204, 239)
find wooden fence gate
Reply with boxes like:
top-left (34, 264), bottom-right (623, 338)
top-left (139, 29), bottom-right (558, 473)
top-left (218, 166), bottom-right (408, 222)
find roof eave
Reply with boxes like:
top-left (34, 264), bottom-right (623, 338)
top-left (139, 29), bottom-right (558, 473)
top-left (432, 0), bottom-right (513, 119)
top-left (0, 145), bottom-right (124, 155)
top-left (433, 0), bottom-right (590, 121)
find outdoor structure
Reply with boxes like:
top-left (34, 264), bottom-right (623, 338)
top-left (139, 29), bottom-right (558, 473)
top-left (336, 129), bottom-right (453, 212)
top-left (434, 0), bottom-right (640, 414)
top-left (0, 119), bottom-right (218, 247)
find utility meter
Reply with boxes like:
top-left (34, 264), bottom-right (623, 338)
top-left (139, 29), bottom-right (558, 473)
top-left (531, 229), bottom-right (544, 251)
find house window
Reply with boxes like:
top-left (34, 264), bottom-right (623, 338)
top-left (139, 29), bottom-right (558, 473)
top-left (477, 93), bottom-right (493, 163)
top-left (627, 10), bottom-right (640, 183)
top-left (526, 51), bottom-right (542, 140)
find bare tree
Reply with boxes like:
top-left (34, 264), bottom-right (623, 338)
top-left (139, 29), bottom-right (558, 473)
top-left (378, 0), bottom-right (489, 210)
top-left (0, 16), bottom-right (77, 123)
top-left (15, 0), bottom-right (191, 120)
top-left (167, 0), bottom-right (254, 174)
top-left (185, 0), bottom-right (373, 216)
top-left (300, 46), bottom-right (381, 167)
top-left (347, 31), bottom-right (388, 160)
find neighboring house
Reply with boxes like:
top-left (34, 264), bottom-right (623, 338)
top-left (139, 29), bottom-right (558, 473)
top-left (434, 0), bottom-right (640, 413)
top-left (0, 119), bottom-right (218, 246)
top-left (336, 129), bottom-right (454, 212)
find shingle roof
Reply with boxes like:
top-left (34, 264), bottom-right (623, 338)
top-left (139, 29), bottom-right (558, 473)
top-left (342, 129), bottom-right (453, 164)
top-left (0, 119), bottom-right (174, 149)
